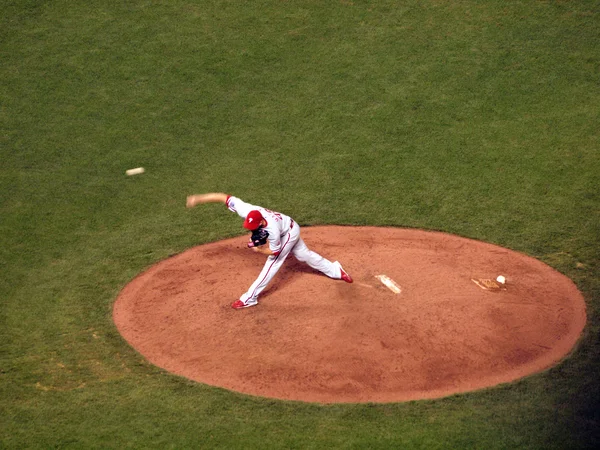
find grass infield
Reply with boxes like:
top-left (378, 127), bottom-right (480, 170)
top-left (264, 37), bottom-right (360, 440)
top-left (1, 0), bottom-right (599, 448)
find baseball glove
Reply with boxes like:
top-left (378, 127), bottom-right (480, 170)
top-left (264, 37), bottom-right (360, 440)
top-left (248, 227), bottom-right (269, 248)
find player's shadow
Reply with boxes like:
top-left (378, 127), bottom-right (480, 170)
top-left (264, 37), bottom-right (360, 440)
top-left (260, 258), bottom-right (326, 299)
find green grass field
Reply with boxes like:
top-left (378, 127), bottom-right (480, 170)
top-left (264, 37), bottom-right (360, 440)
top-left (2, 0), bottom-right (599, 448)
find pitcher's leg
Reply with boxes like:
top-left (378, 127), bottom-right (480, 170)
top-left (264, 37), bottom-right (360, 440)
top-left (292, 238), bottom-right (340, 278)
top-left (238, 254), bottom-right (287, 305)
top-left (237, 232), bottom-right (297, 306)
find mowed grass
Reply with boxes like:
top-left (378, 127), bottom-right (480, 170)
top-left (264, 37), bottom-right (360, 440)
top-left (1, 0), bottom-right (599, 448)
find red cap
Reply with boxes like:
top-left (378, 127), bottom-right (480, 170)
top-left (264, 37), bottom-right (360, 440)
top-left (243, 210), bottom-right (263, 230)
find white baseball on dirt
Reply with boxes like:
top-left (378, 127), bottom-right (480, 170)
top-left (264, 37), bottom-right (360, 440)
top-left (496, 275), bottom-right (506, 284)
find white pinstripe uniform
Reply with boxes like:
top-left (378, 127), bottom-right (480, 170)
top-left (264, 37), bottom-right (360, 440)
top-left (226, 196), bottom-right (344, 306)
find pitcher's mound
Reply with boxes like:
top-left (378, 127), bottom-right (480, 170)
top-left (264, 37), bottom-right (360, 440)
top-left (113, 226), bottom-right (586, 403)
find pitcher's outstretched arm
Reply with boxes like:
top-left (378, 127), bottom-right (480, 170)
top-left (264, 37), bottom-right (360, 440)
top-left (186, 192), bottom-right (228, 208)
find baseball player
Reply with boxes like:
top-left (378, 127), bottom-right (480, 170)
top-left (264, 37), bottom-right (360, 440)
top-left (186, 193), bottom-right (353, 309)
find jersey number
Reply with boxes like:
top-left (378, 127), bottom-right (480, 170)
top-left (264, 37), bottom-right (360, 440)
top-left (264, 209), bottom-right (282, 221)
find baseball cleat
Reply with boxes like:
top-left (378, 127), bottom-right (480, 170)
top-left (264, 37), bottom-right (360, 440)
top-left (231, 299), bottom-right (257, 309)
top-left (335, 261), bottom-right (353, 283)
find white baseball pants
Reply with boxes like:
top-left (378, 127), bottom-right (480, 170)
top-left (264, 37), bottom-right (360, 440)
top-left (239, 224), bottom-right (340, 305)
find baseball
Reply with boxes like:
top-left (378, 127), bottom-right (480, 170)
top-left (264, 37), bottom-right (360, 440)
top-left (496, 275), bottom-right (506, 284)
top-left (126, 167), bottom-right (145, 176)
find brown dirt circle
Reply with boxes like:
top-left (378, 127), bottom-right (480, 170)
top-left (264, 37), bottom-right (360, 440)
top-left (113, 226), bottom-right (586, 404)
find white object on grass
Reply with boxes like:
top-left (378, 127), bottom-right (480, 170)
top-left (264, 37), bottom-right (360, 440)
top-left (126, 167), bottom-right (145, 176)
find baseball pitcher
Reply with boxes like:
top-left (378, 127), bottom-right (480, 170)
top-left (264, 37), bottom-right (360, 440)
top-left (186, 193), bottom-right (353, 309)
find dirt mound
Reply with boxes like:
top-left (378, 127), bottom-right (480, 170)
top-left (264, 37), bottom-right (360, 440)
top-left (113, 226), bottom-right (586, 403)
